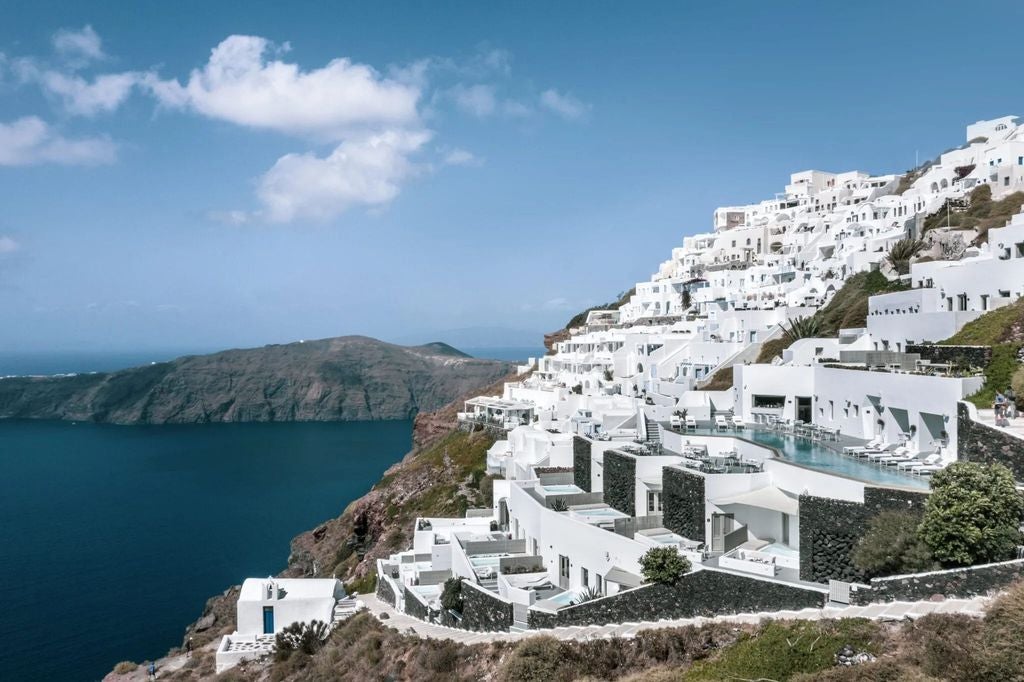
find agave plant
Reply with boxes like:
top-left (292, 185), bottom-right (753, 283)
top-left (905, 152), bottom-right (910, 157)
top-left (550, 498), bottom-right (569, 512)
top-left (885, 237), bottom-right (926, 275)
top-left (781, 315), bottom-right (822, 344)
top-left (568, 586), bottom-right (604, 606)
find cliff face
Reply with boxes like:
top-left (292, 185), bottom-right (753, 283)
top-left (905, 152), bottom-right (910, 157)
top-left (0, 337), bottom-right (512, 424)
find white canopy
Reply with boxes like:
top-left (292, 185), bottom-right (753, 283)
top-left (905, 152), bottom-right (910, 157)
top-left (712, 486), bottom-right (799, 515)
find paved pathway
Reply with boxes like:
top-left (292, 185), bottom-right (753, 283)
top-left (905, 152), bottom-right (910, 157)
top-left (361, 593), bottom-right (989, 644)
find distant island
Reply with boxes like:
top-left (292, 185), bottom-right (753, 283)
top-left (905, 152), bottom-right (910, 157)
top-left (0, 336), bottom-right (513, 424)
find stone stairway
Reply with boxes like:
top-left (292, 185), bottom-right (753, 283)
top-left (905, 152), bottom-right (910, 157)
top-left (333, 597), bottom-right (360, 624)
top-left (643, 415), bottom-right (662, 444)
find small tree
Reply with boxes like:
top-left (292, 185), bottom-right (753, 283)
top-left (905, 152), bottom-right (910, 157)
top-left (919, 462), bottom-right (1024, 566)
top-left (681, 289), bottom-right (692, 311)
top-left (639, 547), bottom-right (691, 585)
top-left (275, 620), bottom-right (330, 660)
top-left (852, 509), bottom-right (935, 577)
top-left (440, 576), bottom-right (464, 613)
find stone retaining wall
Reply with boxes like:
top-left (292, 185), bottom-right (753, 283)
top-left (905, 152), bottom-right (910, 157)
top-left (376, 574), bottom-right (397, 608)
top-left (799, 489), bottom-right (930, 583)
top-left (908, 344), bottom-right (991, 369)
top-left (662, 466), bottom-right (705, 542)
top-left (403, 588), bottom-right (430, 621)
top-left (604, 450), bottom-right (636, 516)
top-left (851, 559), bottom-right (1024, 604)
top-left (573, 437), bottom-right (592, 492)
top-left (527, 569), bottom-right (825, 629)
top-left (460, 581), bottom-right (513, 631)
top-left (958, 402), bottom-right (1024, 482)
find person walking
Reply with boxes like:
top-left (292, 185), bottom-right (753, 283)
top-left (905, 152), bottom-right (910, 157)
top-left (147, 660), bottom-right (156, 681)
top-left (186, 637), bottom-right (193, 658)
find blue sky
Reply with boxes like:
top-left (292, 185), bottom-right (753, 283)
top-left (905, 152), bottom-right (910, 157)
top-left (1, 1), bottom-right (1022, 353)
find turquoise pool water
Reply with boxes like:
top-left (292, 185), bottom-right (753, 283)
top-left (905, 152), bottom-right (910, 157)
top-left (691, 428), bottom-right (929, 490)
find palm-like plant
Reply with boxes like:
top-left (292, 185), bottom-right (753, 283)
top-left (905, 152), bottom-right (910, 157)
top-left (781, 315), bottom-right (822, 344)
top-left (885, 237), bottom-right (926, 275)
top-left (550, 498), bottom-right (569, 512)
top-left (568, 586), bottom-right (604, 606)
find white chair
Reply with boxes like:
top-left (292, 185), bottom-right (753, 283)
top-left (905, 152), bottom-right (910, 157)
top-left (730, 415), bottom-right (744, 430)
top-left (670, 414), bottom-right (682, 430)
top-left (685, 416), bottom-right (698, 430)
top-left (715, 415), bottom-right (729, 431)
top-left (903, 453), bottom-right (943, 474)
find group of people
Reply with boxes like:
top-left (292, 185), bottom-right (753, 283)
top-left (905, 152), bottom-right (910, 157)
top-left (994, 388), bottom-right (1018, 427)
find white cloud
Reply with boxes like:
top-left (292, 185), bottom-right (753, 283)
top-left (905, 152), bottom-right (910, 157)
top-left (449, 83), bottom-right (497, 118)
top-left (52, 25), bottom-right (105, 65)
top-left (147, 35), bottom-right (421, 139)
top-left (33, 67), bottom-right (140, 116)
top-left (442, 148), bottom-right (481, 167)
top-left (0, 116), bottom-right (117, 166)
top-left (539, 88), bottom-right (590, 120)
top-left (254, 129), bottom-right (431, 223)
top-left (0, 236), bottom-right (18, 254)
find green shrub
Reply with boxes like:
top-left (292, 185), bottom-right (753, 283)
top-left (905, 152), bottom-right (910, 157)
top-left (885, 237), bottom-right (926, 275)
top-left (683, 619), bottom-right (880, 681)
top-left (781, 315), bottom-right (822, 343)
top-left (902, 613), bottom-right (987, 681)
top-left (919, 462), bottom-right (1024, 566)
top-left (792, 659), bottom-right (941, 681)
top-left (639, 547), bottom-right (691, 585)
top-left (112, 661), bottom-right (137, 675)
top-left (498, 636), bottom-right (572, 682)
top-left (440, 576), bottom-right (464, 613)
top-left (966, 343), bottom-right (1021, 408)
top-left (852, 509), bottom-right (935, 577)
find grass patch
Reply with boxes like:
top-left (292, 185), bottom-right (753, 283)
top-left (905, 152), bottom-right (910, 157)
top-left (811, 271), bottom-right (908, 336)
top-left (699, 365), bottom-right (733, 390)
top-left (965, 343), bottom-right (1021, 408)
top-left (922, 184), bottom-right (1024, 242)
top-left (564, 287), bottom-right (635, 329)
top-left (755, 336), bottom-right (791, 363)
top-left (682, 619), bottom-right (881, 681)
top-left (941, 298), bottom-right (1024, 346)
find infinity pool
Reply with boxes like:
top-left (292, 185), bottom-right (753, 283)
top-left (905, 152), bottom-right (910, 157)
top-left (691, 428), bottom-right (929, 490)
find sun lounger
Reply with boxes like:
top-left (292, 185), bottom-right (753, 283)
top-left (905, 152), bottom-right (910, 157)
top-left (843, 436), bottom-right (884, 456)
top-left (714, 416), bottom-right (729, 431)
top-left (871, 446), bottom-right (912, 464)
top-left (730, 416), bottom-right (744, 429)
top-left (670, 415), bottom-right (682, 430)
top-left (902, 453), bottom-right (943, 473)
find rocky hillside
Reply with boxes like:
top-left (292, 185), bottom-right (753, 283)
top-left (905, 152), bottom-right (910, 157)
top-left (0, 336), bottom-right (512, 424)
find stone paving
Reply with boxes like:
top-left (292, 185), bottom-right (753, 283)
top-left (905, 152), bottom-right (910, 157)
top-left (976, 409), bottom-right (1024, 440)
top-left (360, 593), bottom-right (989, 644)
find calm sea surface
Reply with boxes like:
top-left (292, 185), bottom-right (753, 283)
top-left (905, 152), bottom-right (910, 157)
top-left (0, 419), bottom-right (412, 681)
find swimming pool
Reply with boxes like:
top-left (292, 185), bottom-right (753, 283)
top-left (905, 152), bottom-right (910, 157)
top-left (690, 428), bottom-right (929, 490)
top-left (542, 483), bottom-right (584, 495)
top-left (544, 590), bottom-right (577, 607)
top-left (468, 554), bottom-right (503, 568)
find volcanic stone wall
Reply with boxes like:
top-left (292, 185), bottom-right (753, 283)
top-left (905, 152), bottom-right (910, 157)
top-left (460, 581), bottom-right (513, 631)
top-left (573, 436), bottom-right (592, 492)
top-left (958, 402), bottom-right (1024, 482)
top-left (907, 344), bottom-right (991, 369)
top-left (851, 559), bottom-right (1024, 604)
top-left (527, 569), bottom-right (825, 628)
top-left (403, 588), bottom-right (430, 621)
top-left (661, 466), bottom-right (705, 542)
top-left (603, 450), bottom-right (636, 516)
top-left (799, 488), bottom-right (930, 583)
top-left (376, 575), bottom-right (396, 607)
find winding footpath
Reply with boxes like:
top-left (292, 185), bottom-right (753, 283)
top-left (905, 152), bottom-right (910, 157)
top-left (360, 593), bottom-right (989, 644)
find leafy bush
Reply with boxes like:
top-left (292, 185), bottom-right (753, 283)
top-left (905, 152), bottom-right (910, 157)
top-left (919, 462), bottom-right (1024, 566)
top-left (639, 547), bottom-right (691, 585)
top-left (498, 636), bottom-right (571, 682)
top-left (852, 509), bottom-right (935, 577)
top-left (112, 661), bottom-right (137, 674)
top-left (941, 297), bottom-right (1024, 346)
top-left (274, 620), bottom-right (330, 661)
top-left (440, 576), bottom-right (464, 613)
top-left (549, 498), bottom-right (569, 512)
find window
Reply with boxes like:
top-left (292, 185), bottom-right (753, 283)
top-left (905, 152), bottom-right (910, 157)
top-left (647, 491), bottom-right (662, 513)
top-left (752, 395), bottom-right (786, 409)
top-left (581, 566), bottom-right (589, 588)
top-left (595, 574), bottom-right (603, 595)
top-left (559, 555), bottom-right (570, 580)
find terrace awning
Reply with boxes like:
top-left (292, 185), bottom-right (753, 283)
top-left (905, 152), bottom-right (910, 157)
top-left (712, 486), bottom-right (799, 515)
top-left (604, 566), bottom-right (642, 588)
top-left (641, 478), bottom-right (663, 492)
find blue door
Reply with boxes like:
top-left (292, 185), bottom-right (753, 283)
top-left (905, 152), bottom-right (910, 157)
top-left (262, 606), bottom-right (274, 634)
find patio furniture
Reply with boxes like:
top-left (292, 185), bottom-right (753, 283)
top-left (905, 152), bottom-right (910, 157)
top-left (714, 415), bottom-right (729, 431)
top-left (685, 416), bottom-right (698, 430)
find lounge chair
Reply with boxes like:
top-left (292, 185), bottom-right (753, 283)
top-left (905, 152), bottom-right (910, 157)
top-left (868, 445), bottom-right (908, 462)
top-left (875, 447), bottom-right (918, 466)
top-left (670, 414), bottom-right (682, 430)
top-left (843, 436), bottom-right (883, 456)
top-left (730, 415), bottom-right (744, 430)
top-left (714, 415), bottom-right (729, 431)
top-left (902, 453), bottom-right (943, 473)
top-left (685, 416), bottom-right (697, 430)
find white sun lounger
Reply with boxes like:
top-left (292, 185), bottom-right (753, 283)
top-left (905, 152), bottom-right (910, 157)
top-left (685, 416), bottom-right (697, 430)
top-left (715, 416), bottom-right (729, 431)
